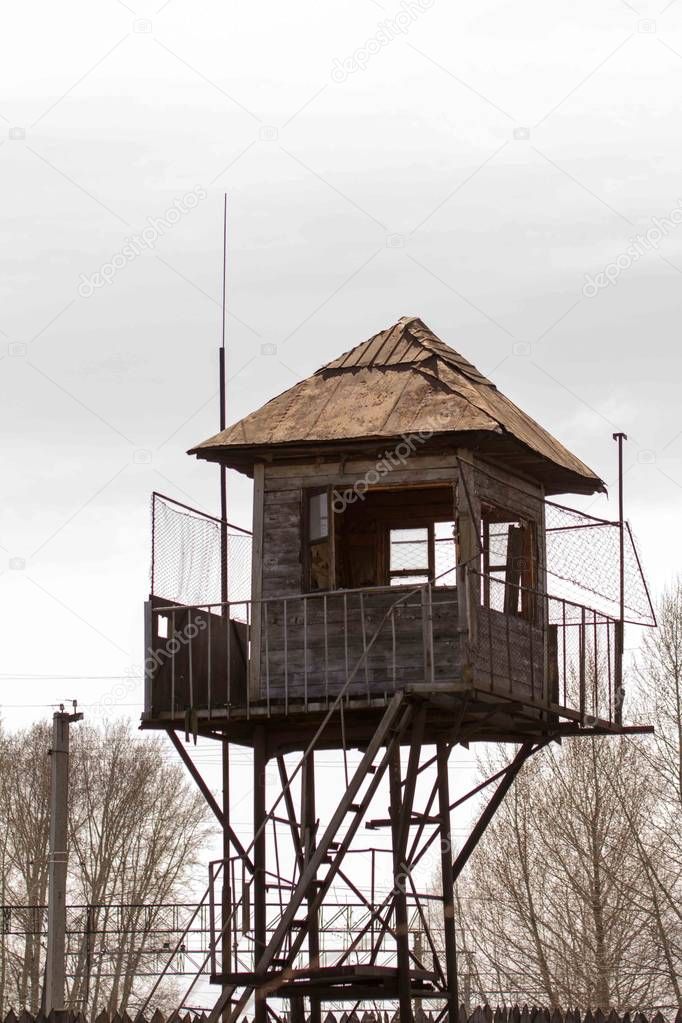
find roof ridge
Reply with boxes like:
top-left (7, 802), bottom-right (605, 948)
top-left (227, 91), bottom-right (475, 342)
top-left (316, 315), bottom-right (494, 386)
top-left (315, 316), bottom-right (421, 374)
top-left (189, 316), bottom-right (604, 495)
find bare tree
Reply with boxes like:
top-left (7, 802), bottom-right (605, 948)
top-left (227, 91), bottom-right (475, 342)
top-left (449, 582), bottom-right (682, 1014)
top-left (628, 579), bottom-right (682, 1007)
top-left (636, 579), bottom-right (682, 808)
top-left (0, 719), bottom-right (210, 1015)
top-left (0, 724), bottom-right (52, 1013)
top-left (455, 735), bottom-right (672, 1012)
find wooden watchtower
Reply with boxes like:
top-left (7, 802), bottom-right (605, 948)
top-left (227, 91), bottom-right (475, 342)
top-left (141, 316), bottom-right (652, 1023)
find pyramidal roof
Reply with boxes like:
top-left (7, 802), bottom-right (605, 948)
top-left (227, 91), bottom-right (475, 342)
top-left (191, 316), bottom-right (604, 495)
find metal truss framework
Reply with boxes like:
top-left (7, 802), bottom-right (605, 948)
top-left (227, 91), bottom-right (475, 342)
top-left (135, 689), bottom-right (650, 1023)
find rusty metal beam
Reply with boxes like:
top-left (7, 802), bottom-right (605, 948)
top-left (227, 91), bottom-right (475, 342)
top-left (452, 741), bottom-right (546, 880)
top-left (166, 729), bottom-right (254, 872)
top-left (437, 742), bottom-right (458, 1020)
top-left (207, 693), bottom-right (410, 1023)
top-left (276, 755), bottom-right (305, 875)
top-left (253, 725), bottom-right (267, 1023)
top-left (389, 747), bottom-right (414, 1023)
top-left (301, 751), bottom-right (321, 1023)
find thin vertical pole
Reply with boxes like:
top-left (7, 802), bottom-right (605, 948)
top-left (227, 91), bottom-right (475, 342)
top-left (612, 431), bottom-right (627, 724)
top-left (218, 201), bottom-right (230, 1022)
top-left (220, 195), bottom-right (229, 612)
top-left (301, 752), bottom-right (321, 1023)
top-left (253, 726), bottom-right (267, 1023)
top-left (221, 741), bottom-right (231, 1020)
top-left (44, 706), bottom-right (82, 1013)
top-left (389, 746), bottom-right (414, 1023)
top-left (437, 743), bottom-right (458, 1021)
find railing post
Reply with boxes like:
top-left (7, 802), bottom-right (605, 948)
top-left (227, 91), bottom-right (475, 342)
top-left (359, 591), bottom-right (370, 699)
top-left (421, 585), bottom-right (435, 684)
top-left (593, 611), bottom-right (599, 721)
top-left (226, 604), bottom-right (232, 713)
top-left (188, 607), bottom-right (194, 708)
top-left (579, 607), bottom-right (586, 721)
top-left (323, 594), bottom-right (329, 702)
top-left (613, 431), bottom-right (627, 725)
top-left (303, 596), bottom-right (308, 710)
top-left (528, 606), bottom-right (535, 703)
top-left (614, 620), bottom-right (624, 726)
top-left (207, 609), bottom-right (212, 719)
top-left (606, 617), bottom-right (613, 723)
top-left (263, 600), bottom-right (271, 714)
top-left (545, 591), bottom-right (559, 715)
top-left (144, 600), bottom-right (153, 716)
top-left (283, 598), bottom-right (288, 714)
top-left (171, 609), bottom-right (176, 716)
top-left (391, 607), bottom-right (397, 690)
top-left (466, 566), bottom-right (478, 650)
top-left (208, 860), bottom-right (216, 976)
top-left (246, 601), bottom-right (251, 719)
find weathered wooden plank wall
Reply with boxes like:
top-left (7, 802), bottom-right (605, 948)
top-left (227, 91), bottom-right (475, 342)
top-left (261, 587), bottom-right (461, 700)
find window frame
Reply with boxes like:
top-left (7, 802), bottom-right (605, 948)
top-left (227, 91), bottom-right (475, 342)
top-left (303, 486), bottom-right (335, 592)
top-left (388, 524), bottom-right (433, 586)
top-left (480, 501), bottom-right (539, 622)
top-left (303, 482), bottom-right (458, 592)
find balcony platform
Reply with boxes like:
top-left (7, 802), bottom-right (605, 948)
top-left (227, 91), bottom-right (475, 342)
top-left (141, 679), bottom-right (646, 754)
top-left (143, 576), bottom-right (636, 751)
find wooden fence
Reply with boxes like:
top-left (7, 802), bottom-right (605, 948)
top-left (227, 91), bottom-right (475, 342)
top-left (0, 1007), bottom-right (679, 1023)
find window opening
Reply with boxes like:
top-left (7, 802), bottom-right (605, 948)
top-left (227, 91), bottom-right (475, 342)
top-left (481, 503), bottom-right (538, 619)
top-left (306, 489), bottom-right (331, 591)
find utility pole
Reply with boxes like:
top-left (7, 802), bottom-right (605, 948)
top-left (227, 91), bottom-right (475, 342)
top-left (44, 702), bottom-right (83, 1014)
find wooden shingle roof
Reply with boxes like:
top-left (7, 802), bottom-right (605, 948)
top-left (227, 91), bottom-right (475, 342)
top-left (190, 316), bottom-right (605, 495)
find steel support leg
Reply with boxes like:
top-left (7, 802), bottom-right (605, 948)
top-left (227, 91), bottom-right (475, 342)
top-left (437, 742), bottom-right (458, 1021)
top-left (166, 728), bottom-right (253, 871)
top-left (452, 741), bottom-right (545, 879)
top-left (389, 746), bottom-right (413, 1023)
top-left (301, 751), bottom-right (321, 1023)
top-left (207, 694), bottom-right (410, 1023)
top-left (221, 740), bottom-right (232, 1023)
top-left (253, 726), bottom-right (267, 1023)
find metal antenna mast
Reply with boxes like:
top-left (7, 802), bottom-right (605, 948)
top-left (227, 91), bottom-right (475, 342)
top-left (218, 194), bottom-right (232, 1021)
top-left (219, 193), bottom-right (229, 609)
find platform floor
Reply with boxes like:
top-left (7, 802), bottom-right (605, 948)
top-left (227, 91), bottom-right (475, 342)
top-left (140, 681), bottom-right (639, 754)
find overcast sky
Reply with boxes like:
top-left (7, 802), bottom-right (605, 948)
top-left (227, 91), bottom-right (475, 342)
top-left (2, 0), bottom-right (682, 727)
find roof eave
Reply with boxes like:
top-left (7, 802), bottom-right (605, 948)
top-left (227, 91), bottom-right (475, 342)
top-left (189, 429), bottom-right (605, 497)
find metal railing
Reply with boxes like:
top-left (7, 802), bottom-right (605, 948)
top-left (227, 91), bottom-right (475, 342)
top-left (145, 582), bottom-right (447, 718)
top-left (206, 851), bottom-right (436, 980)
top-left (145, 573), bottom-right (620, 726)
top-left (473, 571), bottom-right (620, 726)
top-left (259, 583), bottom-right (446, 710)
